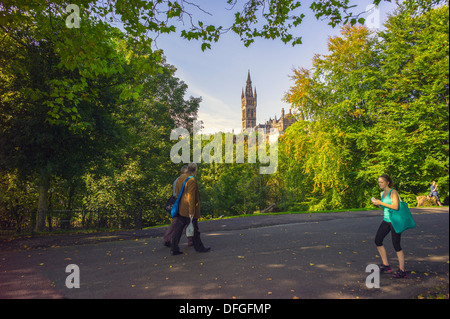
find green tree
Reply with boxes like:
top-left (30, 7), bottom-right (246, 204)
top-left (0, 171), bottom-right (37, 232)
top-left (282, 0), bottom-right (448, 210)
top-left (81, 61), bottom-right (201, 229)
top-left (1, 0), bottom-right (406, 51)
top-left (283, 25), bottom-right (381, 210)
top-left (361, 2), bottom-right (449, 198)
top-left (0, 12), bottom-right (152, 231)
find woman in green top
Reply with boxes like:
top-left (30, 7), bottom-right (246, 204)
top-left (371, 174), bottom-right (407, 278)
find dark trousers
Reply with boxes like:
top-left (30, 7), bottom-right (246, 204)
top-left (171, 215), bottom-right (205, 252)
top-left (375, 220), bottom-right (402, 252)
top-left (164, 217), bottom-right (193, 245)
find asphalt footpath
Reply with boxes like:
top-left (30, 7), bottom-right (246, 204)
top-left (0, 207), bottom-right (448, 299)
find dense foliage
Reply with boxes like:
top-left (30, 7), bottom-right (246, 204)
top-left (281, 1), bottom-right (449, 211)
top-left (0, 6), bottom-right (200, 231)
top-left (0, 0), bottom-right (448, 233)
top-left (199, 1), bottom-right (449, 216)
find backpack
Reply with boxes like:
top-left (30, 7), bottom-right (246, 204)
top-left (164, 195), bottom-right (176, 213)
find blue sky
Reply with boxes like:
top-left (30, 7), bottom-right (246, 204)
top-left (152, 0), bottom-right (399, 134)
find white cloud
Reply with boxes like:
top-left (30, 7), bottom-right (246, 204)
top-left (196, 93), bottom-right (240, 134)
top-left (183, 79), bottom-right (241, 134)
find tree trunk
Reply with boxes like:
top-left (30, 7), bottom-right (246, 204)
top-left (61, 183), bottom-right (75, 230)
top-left (134, 209), bottom-right (142, 230)
top-left (35, 172), bottom-right (50, 232)
top-left (30, 209), bottom-right (37, 235)
top-left (47, 191), bottom-right (53, 232)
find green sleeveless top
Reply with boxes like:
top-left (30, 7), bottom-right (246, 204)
top-left (381, 189), bottom-right (393, 223)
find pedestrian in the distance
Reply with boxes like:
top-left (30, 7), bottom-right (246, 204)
top-left (430, 181), bottom-right (444, 206)
top-left (371, 174), bottom-right (407, 278)
top-left (170, 163), bottom-right (210, 255)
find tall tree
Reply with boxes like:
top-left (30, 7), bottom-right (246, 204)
top-left (0, 12), bottom-right (152, 231)
top-left (282, 0), bottom-right (449, 210)
top-left (283, 24), bottom-right (381, 209)
top-left (80, 60), bottom-right (201, 229)
top-left (360, 1), bottom-right (449, 195)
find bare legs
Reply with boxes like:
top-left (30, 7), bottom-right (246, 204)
top-left (396, 250), bottom-right (405, 272)
top-left (377, 245), bottom-right (405, 271)
top-left (377, 245), bottom-right (389, 266)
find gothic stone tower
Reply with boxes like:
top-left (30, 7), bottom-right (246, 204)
top-left (241, 70), bottom-right (257, 132)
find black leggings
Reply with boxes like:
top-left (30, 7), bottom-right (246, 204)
top-left (375, 220), bottom-right (402, 252)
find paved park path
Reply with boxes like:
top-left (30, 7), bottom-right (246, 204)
top-left (0, 207), bottom-right (448, 299)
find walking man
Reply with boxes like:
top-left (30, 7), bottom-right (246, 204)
top-left (163, 165), bottom-right (192, 247)
top-left (171, 163), bottom-right (210, 255)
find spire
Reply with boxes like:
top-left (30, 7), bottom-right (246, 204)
top-left (245, 70), bottom-right (253, 98)
top-left (242, 70), bottom-right (257, 132)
